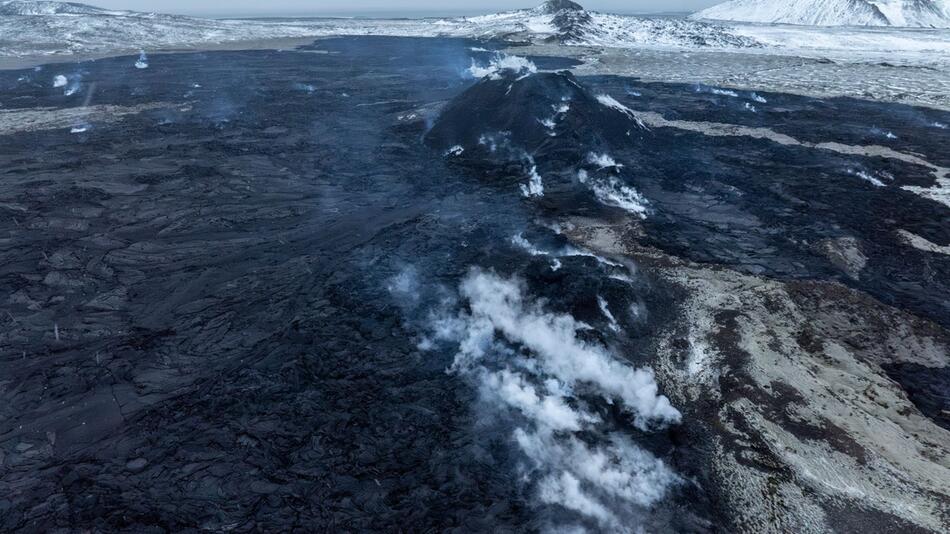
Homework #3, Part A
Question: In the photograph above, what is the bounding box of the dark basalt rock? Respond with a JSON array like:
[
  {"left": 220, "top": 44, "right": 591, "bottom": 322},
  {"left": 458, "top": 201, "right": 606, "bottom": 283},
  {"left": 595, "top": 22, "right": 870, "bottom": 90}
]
[
  {"left": 883, "top": 363, "right": 950, "bottom": 430},
  {"left": 532, "top": 0, "right": 593, "bottom": 43},
  {"left": 536, "top": 0, "right": 585, "bottom": 14},
  {"left": 426, "top": 70, "right": 640, "bottom": 164},
  {"left": 549, "top": 8, "right": 594, "bottom": 44},
  {"left": 1, "top": 35, "right": 948, "bottom": 534},
  {"left": 425, "top": 69, "right": 648, "bottom": 208}
]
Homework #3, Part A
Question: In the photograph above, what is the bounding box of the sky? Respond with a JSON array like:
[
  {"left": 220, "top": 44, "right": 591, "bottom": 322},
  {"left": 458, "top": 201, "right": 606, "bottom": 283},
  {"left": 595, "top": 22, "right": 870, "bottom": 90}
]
[{"left": 87, "top": 1, "right": 723, "bottom": 17}]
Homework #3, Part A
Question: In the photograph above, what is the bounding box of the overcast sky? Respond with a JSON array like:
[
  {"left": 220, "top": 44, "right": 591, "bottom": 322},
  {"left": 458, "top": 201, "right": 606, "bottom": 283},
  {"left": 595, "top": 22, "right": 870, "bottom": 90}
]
[{"left": 88, "top": 1, "right": 722, "bottom": 17}]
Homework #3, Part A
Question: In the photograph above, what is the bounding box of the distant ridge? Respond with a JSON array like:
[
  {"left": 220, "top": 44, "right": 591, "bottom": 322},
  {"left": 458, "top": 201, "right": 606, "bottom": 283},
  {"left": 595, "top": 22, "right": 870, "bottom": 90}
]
[
  {"left": 461, "top": 1, "right": 758, "bottom": 48},
  {"left": 0, "top": 0, "right": 109, "bottom": 15},
  {"left": 534, "top": 0, "right": 585, "bottom": 14},
  {"left": 692, "top": 0, "right": 950, "bottom": 27}
]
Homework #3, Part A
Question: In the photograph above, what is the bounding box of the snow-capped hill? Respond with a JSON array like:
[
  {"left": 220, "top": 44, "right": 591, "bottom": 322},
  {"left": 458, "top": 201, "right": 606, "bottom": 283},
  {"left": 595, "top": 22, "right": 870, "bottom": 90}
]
[
  {"left": 462, "top": 1, "right": 758, "bottom": 48},
  {"left": 898, "top": 0, "right": 950, "bottom": 26},
  {"left": 693, "top": 0, "right": 950, "bottom": 27},
  {"left": 0, "top": 0, "right": 324, "bottom": 56},
  {"left": 0, "top": 0, "right": 187, "bottom": 18},
  {"left": 540, "top": 0, "right": 594, "bottom": 43},
  {"left": 695, "top": 0, "right": 889, "bottom": 26},
  {"left": 533, "top": 0, "right": 585, "bottom": 15},
  {"left": 8, "top": 0, "right": 944, "bottom": 61},
  {"left": 0, "top": 0, "right": 112, "bottom": 15}
]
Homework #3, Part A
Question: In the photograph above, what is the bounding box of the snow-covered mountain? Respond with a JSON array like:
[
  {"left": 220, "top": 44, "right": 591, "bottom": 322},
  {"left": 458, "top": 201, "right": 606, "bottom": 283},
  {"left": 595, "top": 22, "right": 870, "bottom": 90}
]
[
  {"left": 0, "top": 0, "right": 328, "bottom": 56},
  {"left": 0, "top": 0, "right": 107, "bottom": 14},
  {"left": 0, "top": 0, "right": 761, "bottom": 57},
  {"left": 0, "top": 0, "right": 947, "bottom": 60},
  {"left": 457, "top": 1, "right": 759, "bottom": 48},
  {"left": 693, "top": 0, "right": 950, "bottom": 27}
]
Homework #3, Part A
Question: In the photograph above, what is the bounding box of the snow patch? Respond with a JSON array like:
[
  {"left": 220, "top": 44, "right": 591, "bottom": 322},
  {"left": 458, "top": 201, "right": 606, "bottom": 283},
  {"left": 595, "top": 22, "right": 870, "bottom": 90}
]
[
  {"left": 595, "top": 94, "right": 647, "bottom": 128},
  {"left": 694, "top": 0, "right": 950, "bottom": 28},
  {"left": 511, "top": 233, "right": 627, "bottom": 271},
  {"left": 896, "top": 229, "right": 950, "bottom": 255}
]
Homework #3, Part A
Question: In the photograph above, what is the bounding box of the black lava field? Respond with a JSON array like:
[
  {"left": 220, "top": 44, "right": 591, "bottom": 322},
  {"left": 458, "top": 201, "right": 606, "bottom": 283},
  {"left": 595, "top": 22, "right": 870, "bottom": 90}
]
[{"left": 0, "top": 37, "right": 947, "bottom": 532}]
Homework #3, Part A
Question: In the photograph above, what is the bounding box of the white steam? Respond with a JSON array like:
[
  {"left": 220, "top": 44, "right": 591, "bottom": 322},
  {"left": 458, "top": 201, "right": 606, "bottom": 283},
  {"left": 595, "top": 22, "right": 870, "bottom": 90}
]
[
  {"left": 511, "top": 233, "right": 547, "bottom": 256},
  {"left": 386, "top": 266, "right": 422, "bottom": 308},
  {"left": 526, "top": 432, "right": 679, "bottom": 528},
  {"left": 468, "top": 53, "right": 537, "bottom": 81},
  {"left": 521, "top": 166, "right": 545, "bottom": 197},
  {"left": 61, "top": 73, "right": 83, "bottom": 96},
  {"left": 481, "top": 369, "right": 594, "bottom": 432},
  {"left": 590, "top": 177, "right": 650, "bottom": 218},
  {"left": 598, "top": 296, "right": 620, "bottom": 333},
  {"left": 52, "top": 74, "right": 82, "bottom": 96},
  {"left": 849, "top": 169, "right": 886, "bottom": 187},
  {"left": 696, "top": 85, "right": 739, "bottom": 97},
  {"left": 581, "top": 152, "right": 651, "bottom": 219},
  {"left": 431, "top": 271, "right": 678, "bottom": 423},
  {"left": 134, "top": 50, "right": 149, "bottom": 69},
  {"left": 587, "top": 152, "right": 623, "bottom": 170},
  {"left": 477, "top": 132, "right": 544, "bottom": 198},
  {"left": 711, "top": 88, "right": 738, "bottom": 97},
  {"left": 452, "top": 271, "right": 678, "bottom": 426},
  {"left": 539, "top": 471, "right": 616, "bottom": 526},
  {"left": 427, "top": 269, "right": 680, "bottom": 528}
]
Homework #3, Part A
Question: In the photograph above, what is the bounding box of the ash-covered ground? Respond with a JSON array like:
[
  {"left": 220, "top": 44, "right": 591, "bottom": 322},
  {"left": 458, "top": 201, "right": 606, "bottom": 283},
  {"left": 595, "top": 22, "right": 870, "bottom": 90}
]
[{"left": 0, "top": 37, "right": 947, "bottom": 533}]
